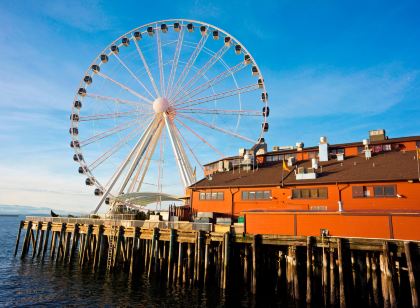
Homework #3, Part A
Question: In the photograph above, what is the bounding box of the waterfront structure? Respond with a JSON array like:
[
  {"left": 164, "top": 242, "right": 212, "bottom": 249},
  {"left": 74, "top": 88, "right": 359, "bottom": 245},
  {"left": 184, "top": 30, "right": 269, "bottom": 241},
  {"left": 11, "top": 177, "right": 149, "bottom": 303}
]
[{"left": 189, "top": 130, "right": 420, "bottom": 240}]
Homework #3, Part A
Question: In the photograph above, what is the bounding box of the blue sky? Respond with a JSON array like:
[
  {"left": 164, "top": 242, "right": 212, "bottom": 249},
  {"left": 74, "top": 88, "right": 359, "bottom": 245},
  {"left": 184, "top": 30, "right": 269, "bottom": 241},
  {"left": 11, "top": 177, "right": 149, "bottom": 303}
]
[{"left": 0, "top": 0, "right": 419, "bottom": 212}]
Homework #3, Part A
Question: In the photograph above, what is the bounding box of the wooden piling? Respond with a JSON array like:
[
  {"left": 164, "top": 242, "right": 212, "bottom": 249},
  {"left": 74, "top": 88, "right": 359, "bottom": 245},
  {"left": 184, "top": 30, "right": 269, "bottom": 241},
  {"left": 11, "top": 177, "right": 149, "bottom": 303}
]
[
  {"left": 330, "top": 249, "right": 336, "bottom": 306},
  {"left": 31, "top": 221, "right": 42, "bottom": 258},
  {"left": 21, "top": 221, "right": 32, "bottom": 259},
  {"left": 383, "top": 242, "right": 396, "bottom": 307},
  {"left": 306, "top": 236, "right": 312, "bottom": 305},
  {"left": 41, "top": 222, "right": 51, "bottom": 260},
  {"left": 204, "top": 242, "right": 209, "bottom": 286},
  {"left": 337, "top": 238, "right": 346, "bottom": 308},
  {"left": 167, "top": 229, "right": 176, "bottom": 283},
  {"left": 322, "top": 243, "right": 328, "bottom": 306},
  {"left": 251, "top": 234, "right": 259, "bottom": 294},
  {"left": 222, "top": 232, "right": 230, "bottom": 289},
  {"left": 14, "top": 221, "right": 24, "bottom": 256},
  {"left": 404, "top": 241, "right": 419, "bottom": 308}
]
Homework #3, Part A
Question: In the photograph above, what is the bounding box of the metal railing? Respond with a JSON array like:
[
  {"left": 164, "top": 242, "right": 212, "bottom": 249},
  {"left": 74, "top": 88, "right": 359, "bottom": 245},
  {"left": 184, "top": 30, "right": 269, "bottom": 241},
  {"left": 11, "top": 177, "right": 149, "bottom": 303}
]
[{"left": 24, "top": 216, "right": 213, "bottom": 231}]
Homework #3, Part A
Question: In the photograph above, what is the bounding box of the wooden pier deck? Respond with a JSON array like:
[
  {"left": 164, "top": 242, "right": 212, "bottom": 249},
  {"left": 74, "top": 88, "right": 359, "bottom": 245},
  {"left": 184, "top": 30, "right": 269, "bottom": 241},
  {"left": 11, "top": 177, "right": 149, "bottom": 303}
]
[{"left": 15, "top": 217, "right": 420, "bottom": 307}]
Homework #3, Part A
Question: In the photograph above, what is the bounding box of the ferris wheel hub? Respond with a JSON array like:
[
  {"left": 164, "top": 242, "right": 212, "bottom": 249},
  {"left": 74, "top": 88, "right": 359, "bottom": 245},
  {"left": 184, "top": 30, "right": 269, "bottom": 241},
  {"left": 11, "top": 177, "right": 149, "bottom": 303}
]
[{"left": 152, "top": 97, "right": 170, "bottom": 114}]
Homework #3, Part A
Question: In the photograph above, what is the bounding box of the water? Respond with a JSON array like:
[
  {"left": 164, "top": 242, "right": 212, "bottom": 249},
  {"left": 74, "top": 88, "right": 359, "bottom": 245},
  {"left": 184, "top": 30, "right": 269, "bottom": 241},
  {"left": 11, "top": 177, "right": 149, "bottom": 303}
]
[{"left": 0, "top": 216, "right": 281, "bottom": 307}]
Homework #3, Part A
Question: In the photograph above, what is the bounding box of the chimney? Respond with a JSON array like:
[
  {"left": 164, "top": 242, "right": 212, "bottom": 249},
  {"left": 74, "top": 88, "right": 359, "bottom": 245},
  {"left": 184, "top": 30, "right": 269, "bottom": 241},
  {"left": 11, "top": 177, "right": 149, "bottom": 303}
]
[
  {"left": 296, "top": 142, "right": 304, "bottom": 151},
  {"left": 311, "top": 158, "right": 318, "bottom": 169},
  {"left": 318, "top": 136, "right": 329, "bottom": 162}
]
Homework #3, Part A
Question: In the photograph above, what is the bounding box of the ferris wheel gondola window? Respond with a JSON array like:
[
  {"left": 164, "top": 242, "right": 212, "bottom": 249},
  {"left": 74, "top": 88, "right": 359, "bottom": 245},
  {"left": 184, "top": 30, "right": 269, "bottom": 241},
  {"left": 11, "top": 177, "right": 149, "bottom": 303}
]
[
  {"left": 212, "top": 30, "right": 219, "bottom": 40},
  {"left": 83, "top": 76, "right": 92, "bottom": 84},
  {"left": 110, "top": 45, "right": 119, "bottom": 54},
  {"left": 122, "top": 37, "right": 130, "bottom": 46},
  {"left": 100, "top": 54, "right": 108, "bottom": 63},
  {"left": 174, "top": 23, "right": 181, "bottom": 32},
  {"left": 133, "top": 31, "right": 142, "bottom": 40},
  {"left": 73, "top": 101, "right": 82, "bottom": 109},
  {"left": 147, "top": 27, "right": 155, "bottom": 36},
  {"left": 78, "top": 88, "right": 86, "bottom": 96},
  {"left": 187, "top": 23, "right": 194, "bottom": 32},
  {"left": 160, "top": 24, "right": 168, "bottom": 33}
]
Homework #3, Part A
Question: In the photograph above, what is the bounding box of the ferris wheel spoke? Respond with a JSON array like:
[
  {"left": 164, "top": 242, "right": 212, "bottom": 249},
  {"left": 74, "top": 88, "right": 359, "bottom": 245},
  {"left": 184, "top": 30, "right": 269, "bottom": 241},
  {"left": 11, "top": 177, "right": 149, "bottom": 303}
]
[
  {"left": 171, "top": 44, "right": 230, "bottom": 103},
  {"left": 165, "top": 26, "right": 185, "bottom": 98},
  {"left": 167, "top": 33, "right": 209, "bottom": 99},
  {"left": 88, "top": 123, "right": 148, "bottom": 171},
  {"left": 93, "top": 118, "right": 157, "bottom": 213},
  {"left": 175, "top": 118, "right": 225, "bottom": 158},
  {"left": 175, "top": 83, "right": 259, "bottom": 109},
  {"left": 177, "top": 113, "right": 255, "bottom": 143},
  {"left": 85, "top": 93, "right": 150, "bottom": 108},
  {"left": 156, "top": 25, "right": 166, "bottom": 95},
  {"left": 112, "top": 53, "right": 156, "bottom": 100},
  {"left": 79, "top": 109, "right": 150, "bottom": 122},
  {"left": 176, "top": 107, "right": 262, "bottom": 116},
  {"left": 132, "top": 36, "right": 161, "bottom": 97},
  {"left": 172, "top": 61, "right": 246, "bottom": 105},
  {"left": 79, "top": 118, "right": 140, "bottom": 147},
  {"left": 96, "top": 71, "right": 152, "bottom": 104},
  {"left": 118, "top": 119, "right": 163, "bottom": 194}
]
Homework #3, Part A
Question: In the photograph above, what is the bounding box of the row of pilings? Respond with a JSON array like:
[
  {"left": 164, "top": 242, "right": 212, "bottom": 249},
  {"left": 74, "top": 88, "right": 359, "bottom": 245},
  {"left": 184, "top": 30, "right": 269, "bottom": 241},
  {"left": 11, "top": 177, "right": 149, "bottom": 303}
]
[{"left": 15, "top": 220, "right": 419, "bottom": 307}]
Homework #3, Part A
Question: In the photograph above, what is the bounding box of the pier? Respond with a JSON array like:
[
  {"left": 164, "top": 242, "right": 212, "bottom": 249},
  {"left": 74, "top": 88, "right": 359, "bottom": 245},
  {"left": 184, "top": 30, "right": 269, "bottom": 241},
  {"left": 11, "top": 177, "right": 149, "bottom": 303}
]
[{"left": 15, "top": 217, "right": 419, "bottom": 307}]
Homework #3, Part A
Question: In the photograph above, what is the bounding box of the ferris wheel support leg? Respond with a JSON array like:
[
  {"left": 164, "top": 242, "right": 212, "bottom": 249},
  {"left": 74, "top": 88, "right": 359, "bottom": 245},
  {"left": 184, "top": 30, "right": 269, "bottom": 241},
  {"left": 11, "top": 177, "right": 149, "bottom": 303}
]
[
  {"left": 117, "top": 119, "right": 162, "bottom": 195},
  {"left": 163, "top": 114, "right": 194, "bottom": 188},
  {"left": 135, "top": 123, "right": 164, "bottom": 193},
  {"left": 92, "top": 119, "right": 156, "bottom": 214}
]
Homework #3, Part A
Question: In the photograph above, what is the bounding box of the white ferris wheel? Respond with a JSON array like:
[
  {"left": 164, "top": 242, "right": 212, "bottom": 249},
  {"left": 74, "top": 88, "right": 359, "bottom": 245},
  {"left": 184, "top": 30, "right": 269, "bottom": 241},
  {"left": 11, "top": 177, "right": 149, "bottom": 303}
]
[{"left": 69, "top": 19, "right": 269, "bottom": 213}]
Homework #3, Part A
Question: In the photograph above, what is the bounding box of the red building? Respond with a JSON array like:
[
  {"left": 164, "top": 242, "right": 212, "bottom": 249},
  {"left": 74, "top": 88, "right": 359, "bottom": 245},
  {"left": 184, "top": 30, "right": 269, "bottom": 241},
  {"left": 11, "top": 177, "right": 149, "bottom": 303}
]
[{"left": 188, "top": 130, "right": 420, "bottom": 240}]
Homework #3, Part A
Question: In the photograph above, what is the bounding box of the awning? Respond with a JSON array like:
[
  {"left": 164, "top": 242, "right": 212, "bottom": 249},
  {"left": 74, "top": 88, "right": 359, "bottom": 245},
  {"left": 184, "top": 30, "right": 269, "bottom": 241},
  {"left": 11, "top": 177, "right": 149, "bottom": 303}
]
[{"left": 113, "top": 192, "right": 182, "bottom": 207}]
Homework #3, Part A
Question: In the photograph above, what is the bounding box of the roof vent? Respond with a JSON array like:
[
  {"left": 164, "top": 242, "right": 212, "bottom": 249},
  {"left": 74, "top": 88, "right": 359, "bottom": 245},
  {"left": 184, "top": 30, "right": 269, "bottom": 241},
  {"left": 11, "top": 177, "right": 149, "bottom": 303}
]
[
  {"left": 365, "top": 149, "right": 372, "bottom": 160},
  {"left": 311, "top": 158, "right": 319, "bottom": 169},
  {"left": 287, "top": 157, "right": 296, "bottom": 167},
  {"left": 296, "top": 142, "right": 304, "bottom": 151},
  {"left": 336, "top": 153, "right": 344, "bottom": 161},
  {"left": 369, "top": 129, "right": 386, "bottom": 142},
  {"left": 320, "top": 136, "right": 328, "bottom": 144},
  {"left": 295, "top": 167, "right": 317, "bottom": 180}
]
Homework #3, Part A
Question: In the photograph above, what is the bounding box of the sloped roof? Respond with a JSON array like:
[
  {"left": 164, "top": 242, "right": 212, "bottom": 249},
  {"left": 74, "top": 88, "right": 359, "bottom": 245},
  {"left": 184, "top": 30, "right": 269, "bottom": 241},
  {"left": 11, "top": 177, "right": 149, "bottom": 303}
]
[{"left": 192, "top": 150, "right": 420, "bottom": 189}]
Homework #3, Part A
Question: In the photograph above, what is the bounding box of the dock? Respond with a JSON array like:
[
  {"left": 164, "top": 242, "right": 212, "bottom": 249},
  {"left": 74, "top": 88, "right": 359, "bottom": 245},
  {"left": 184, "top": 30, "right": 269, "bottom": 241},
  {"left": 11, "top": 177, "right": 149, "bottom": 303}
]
[{"left": 15, "top": 216, "right": 419, "bottom": 307}]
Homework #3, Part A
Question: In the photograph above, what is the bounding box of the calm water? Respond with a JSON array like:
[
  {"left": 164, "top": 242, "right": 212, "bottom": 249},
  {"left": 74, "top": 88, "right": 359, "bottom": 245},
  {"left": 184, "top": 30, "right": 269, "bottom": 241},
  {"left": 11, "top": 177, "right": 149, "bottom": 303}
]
[{"left": 0, "top": 216, "right": 281, "bottom": 307}]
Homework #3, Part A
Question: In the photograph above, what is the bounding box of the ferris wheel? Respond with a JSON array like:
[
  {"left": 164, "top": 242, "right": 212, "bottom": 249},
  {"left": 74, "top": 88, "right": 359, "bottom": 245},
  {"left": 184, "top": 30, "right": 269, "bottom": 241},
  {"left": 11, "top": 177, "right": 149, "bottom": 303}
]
[{"left": 69, "top": 19, "right": 269, "bottom": 213}]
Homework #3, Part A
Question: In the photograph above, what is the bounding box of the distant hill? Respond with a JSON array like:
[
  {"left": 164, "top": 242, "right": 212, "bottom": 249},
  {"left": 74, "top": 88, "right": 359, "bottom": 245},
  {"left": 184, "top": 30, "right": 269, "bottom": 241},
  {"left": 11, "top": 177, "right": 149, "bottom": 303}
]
[{"left": 0, "top": 204, "right": 85, "bottom": 216}]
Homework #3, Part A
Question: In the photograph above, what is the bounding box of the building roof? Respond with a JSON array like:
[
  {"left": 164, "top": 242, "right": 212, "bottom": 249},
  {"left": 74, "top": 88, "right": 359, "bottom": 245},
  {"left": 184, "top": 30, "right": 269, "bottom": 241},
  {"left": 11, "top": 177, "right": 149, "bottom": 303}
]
[
  {"left": 203, "top": 135, "right": 420, "bottom": 166},
  {"left": 192, "top": 150, "right": 420, "bottom": 189}
]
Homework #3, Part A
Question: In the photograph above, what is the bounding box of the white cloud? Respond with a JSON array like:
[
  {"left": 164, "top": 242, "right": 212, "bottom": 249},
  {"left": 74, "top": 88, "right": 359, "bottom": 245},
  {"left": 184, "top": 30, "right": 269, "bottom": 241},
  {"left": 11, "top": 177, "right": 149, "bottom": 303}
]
[
  {"left": 266, "top": 65, "right": 418, "bottom": 118},
  {"left": 0, "top": 164, "right": 96, "bottom": 212}
]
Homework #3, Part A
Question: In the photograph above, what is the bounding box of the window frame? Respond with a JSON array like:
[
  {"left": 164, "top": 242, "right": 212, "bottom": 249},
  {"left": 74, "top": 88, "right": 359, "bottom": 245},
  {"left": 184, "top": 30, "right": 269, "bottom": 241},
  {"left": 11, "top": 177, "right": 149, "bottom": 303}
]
[
  {"left": 373, "top": 185, "right": 397, "bottom": 198},
  {"left": 241, "top": 190, "right": 272, "bottom": 201},
  {"left": 291, "top": 187, "right": 328, "bottom": 200}
]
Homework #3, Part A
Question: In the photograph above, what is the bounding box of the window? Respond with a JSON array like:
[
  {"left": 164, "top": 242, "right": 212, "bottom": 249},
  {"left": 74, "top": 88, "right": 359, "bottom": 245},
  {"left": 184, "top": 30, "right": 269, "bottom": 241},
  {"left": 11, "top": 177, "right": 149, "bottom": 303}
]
[
  {"left": 357, "top": 146, "right": 365, "bottom": 154},
  {"left": 199, "top": 191, "right": 224, "bottom": 200},
  {"left": 352, "top": 186, "right": 364, "bottom": 198},
  {"left": 242, "top": 190, "right": 271, "bottom": 200},
  {"left": 374, "top": 185, "right": 396, "bottom": 197},
  {"left": 330, "top": 148, "right": 344, "bottom": 155},
  {"left": 353, "top": 185, "right": 395, "bottom": 198},
  {"left": 291, "top": 188, "right": 328, "bottom": 199}
]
